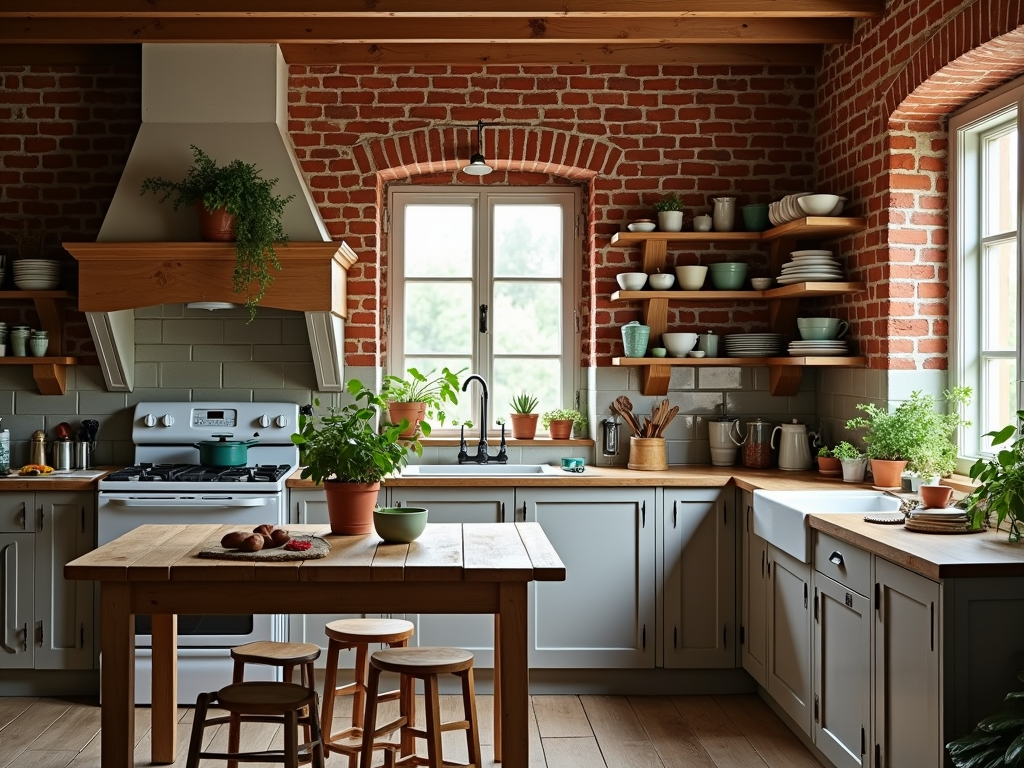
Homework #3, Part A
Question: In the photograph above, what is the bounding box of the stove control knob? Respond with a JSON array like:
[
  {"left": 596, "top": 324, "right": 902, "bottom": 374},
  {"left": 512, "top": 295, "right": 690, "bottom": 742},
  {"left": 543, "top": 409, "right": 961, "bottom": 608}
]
[
  {"left": 161, "top": 415, "right": 175, "bottom": 427},
  {"left": 275, "top": 415, "right": 289, "bottom": 428},
  {"left": 142, "top": 413, "right": 157, "bottom": 427},
  {"left": 258, "top": 415, "right": 272, "bottom": 428}
]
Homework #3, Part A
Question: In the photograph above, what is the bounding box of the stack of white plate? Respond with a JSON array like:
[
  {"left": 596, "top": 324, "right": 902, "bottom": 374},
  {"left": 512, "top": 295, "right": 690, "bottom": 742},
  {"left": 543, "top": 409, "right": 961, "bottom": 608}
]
[
  {"left": 788, "top": 339, "right": 848, "bottom": 356},
  {"left": 768, "top": 193, "right": 812, "bottom": 226},
  {"left": 13, "top": 259, "right": 61, "bottom": 290},
  {"left": 776, "top": 250, "right": 845, "bottom": 285},
  {"left": 723, "top": 333, "right": 784, "bottom": 357}
]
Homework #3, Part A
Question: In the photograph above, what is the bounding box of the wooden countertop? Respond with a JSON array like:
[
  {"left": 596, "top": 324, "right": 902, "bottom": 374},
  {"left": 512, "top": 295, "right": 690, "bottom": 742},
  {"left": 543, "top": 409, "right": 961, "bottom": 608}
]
[{"left": 0, "top": 467, "right": 115, "bottom": 491}]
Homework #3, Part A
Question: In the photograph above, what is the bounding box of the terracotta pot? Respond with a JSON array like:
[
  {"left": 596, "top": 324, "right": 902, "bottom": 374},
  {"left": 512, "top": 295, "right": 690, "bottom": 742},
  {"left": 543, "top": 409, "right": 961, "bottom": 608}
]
[
  {"left": 870, "top": 459, "right": 907, "bottom": 489},
  {"left": 509, "top": 413, "right": 539, "bottom": 439},
  {"left": 817, "top": 456, "right": 842, "bottom": 476},
  {"left": 547, "top": 419, "right": 573, "bottom": 440},
  {"left": 919, "top": 484, "right": 952, "bottom": 509},
  {"left": 388, "top": 402, "right": 426, "bottom": 438},
  {"left": 195, "top": 203, "right": 236, "bottom": 241},
  {"left": 323, "top": 479, "right": 380, "bottom": 535}
]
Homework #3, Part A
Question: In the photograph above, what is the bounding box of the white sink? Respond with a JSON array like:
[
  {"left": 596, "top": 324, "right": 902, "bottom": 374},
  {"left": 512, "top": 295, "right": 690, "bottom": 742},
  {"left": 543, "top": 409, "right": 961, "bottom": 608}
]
[
  {"left": 400, "top": 464, "right": 565, "bottom": 478},
  {"left": 752, "top": 490, "right": 902, "bottom": 563}
]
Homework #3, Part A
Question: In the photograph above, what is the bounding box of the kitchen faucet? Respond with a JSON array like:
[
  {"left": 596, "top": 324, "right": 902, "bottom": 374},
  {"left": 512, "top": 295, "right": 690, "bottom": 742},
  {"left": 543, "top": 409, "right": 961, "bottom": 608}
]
[{"left": 458, "top": 374, "right": 508, "bottom": 464}]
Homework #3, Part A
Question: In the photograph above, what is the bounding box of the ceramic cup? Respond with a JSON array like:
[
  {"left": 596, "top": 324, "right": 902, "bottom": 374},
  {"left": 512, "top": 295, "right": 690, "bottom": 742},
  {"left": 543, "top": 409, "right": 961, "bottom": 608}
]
[
  {"left": 693, "top": 215, "right": 713, "bottom": 232},
  {"left": 651, "top": 347, "right": 667, "bottom": 358},
  {"left": 29, "top": 337, "right": 48, "bottom": 357},
  {"left": 797, "top": 318, "right": 849, "bottom": 340}
]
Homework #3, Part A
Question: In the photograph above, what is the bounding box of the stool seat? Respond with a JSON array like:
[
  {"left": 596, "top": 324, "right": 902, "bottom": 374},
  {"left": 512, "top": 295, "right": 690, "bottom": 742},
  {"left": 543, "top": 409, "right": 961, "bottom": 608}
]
[
  {"left": 218, "top": 682, "right": 316, "bottom": 714},
  {"left": 371, "top": 646, "right": 474, "bottom": 675},
  {"left": 232, "top": 641, "right": 321, "bottom": 666},
  {"left": 325, "top": 617, "right": 414, "bottom": 644}
]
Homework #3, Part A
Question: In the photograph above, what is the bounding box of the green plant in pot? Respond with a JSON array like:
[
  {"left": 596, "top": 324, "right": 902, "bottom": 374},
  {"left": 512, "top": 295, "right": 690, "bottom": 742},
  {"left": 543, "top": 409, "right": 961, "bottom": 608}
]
[
  {"left": 816, "top": 445, "right": 842, "bottom": 476},
  {"left": 653, "top": 193, "right": 684, "bottom": 232},
  {"left": 832, "top": 440, "right": 867, "bottom": 483},
  {"left": 542, "top": 408, "right": 587, "bottom": 440},
  {"left": 963, "top": 410, "right": 1024, "bottom": 540},
  {"left": 509, "top": 391, "right": 540, "bottom": 440},
  {"left": 292, "top": 379, "right": 422, "bottom": 535},
  {"left": 381, "top": 366, "right": 465, "bottom": 438},
  {"left": 905, "top": 386, "right": 972, "bottom": 483},
  {"left": 140, "top": 145, "right": 294, "bottom": 320}
]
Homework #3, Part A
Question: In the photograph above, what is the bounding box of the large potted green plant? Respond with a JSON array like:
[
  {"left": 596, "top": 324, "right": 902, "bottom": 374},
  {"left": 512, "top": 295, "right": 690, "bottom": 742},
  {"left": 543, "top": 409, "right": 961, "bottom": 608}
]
[
  {"left": 381, "top": 366, "right": 464, "bottom": 438},
  {"left": 292, "top": 379, "right": 422, "bottom": 535},
  {"left": 905, "top": 386, "right": 972, "bottom": 483},
  {"left": 963, "top": 410, "right": 1024, "bottom": 540},
  {"left": 140, "top": 145, "right": 294, "bottom": 320}
]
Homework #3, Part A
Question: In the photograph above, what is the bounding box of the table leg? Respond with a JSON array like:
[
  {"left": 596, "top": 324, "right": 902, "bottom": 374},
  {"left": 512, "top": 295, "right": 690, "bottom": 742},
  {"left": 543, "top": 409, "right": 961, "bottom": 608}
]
[
  {"left": 493, "top": 614, "right": 501, "bottom": 761},
  {"left": 100, "top": 582, "right": 134, "bottom": 768},
  {"left": 151, "top": 614, "right": 178, "bottom": 764},
  {"left": 498, "top": 582, "right": 527, "bottom": 768}
]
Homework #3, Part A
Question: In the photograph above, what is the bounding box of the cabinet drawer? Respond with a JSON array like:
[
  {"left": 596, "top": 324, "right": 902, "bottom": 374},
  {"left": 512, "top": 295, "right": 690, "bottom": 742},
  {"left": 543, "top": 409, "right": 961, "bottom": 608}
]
[{"left": 813, "top": 530, "right": 869, "bottom": 597}]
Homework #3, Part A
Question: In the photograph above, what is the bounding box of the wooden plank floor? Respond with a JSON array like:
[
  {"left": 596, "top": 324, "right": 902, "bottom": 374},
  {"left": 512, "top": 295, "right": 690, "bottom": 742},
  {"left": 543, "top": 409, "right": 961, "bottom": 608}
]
[{"left": 0, "top": 694, "right": 823, "bottom": 768}]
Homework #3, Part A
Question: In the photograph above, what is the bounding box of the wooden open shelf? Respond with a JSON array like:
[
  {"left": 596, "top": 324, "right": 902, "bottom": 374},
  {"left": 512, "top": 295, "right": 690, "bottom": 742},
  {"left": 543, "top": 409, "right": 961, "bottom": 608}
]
[{"left": 0, "top": 290, "right": 78, "bottom": 394}]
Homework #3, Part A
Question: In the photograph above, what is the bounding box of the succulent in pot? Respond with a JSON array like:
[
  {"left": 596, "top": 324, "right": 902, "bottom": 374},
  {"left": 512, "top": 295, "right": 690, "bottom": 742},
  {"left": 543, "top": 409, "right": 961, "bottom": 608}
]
[{"left": 509, "top": 391, "right": 540, "bottom": 440}]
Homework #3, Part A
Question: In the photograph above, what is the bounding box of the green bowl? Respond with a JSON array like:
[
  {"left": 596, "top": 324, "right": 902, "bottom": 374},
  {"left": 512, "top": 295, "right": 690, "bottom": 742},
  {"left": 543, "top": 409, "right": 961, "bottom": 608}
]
[
  {"left": 709, "top": 263, "right": 748, "bottom": 289},
  {"left": 373, "top": 507, "right": 428, "bottom": 543}
]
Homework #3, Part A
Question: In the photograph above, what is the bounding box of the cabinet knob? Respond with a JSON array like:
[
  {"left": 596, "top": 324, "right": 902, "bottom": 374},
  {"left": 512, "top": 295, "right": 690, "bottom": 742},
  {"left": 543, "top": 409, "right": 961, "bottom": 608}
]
[{"left": 829, "top": 550, "right": 845, "bottom": 566}]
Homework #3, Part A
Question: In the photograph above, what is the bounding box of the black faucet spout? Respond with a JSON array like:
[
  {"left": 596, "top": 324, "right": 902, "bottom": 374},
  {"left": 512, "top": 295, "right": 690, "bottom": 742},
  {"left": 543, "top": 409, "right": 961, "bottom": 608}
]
[
  {"left": 458, "top": 374, "right": 506, "bottom": 464},
  {"left": 462, "top": 374, "right": 489, "bottom": 446}
]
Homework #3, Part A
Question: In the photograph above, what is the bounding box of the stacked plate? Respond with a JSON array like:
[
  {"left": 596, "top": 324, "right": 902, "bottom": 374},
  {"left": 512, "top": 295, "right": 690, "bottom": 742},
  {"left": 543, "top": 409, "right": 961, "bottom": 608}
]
[
  {"left": 789, "top": 339, "right": 848, "bottom": 356},
  {"left": 904, "top": 508, "right": 971, "bottom": 534},
  {"left": 768, "top": 193, "right": 812, "bottom": 226},
  {"left": 723, "top": 333, "right": 784, "bottom": 357},
  {"left": 13, "top": 259, "right": 61, "bottom": 290},
  {"left": 776, "top": 250, "right": 845, "bottom": 285}
]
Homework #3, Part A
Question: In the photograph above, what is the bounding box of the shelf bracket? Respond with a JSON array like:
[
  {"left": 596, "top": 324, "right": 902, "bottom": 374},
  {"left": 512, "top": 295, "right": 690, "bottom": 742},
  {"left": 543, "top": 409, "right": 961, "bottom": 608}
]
[
  {"left": 640, "top": 239, "right": 668, "bottom": 274},
  {"left": 32, "top": 363, "right": 68, "bottom": 395},
  {"left": 768, "top": 365, "right": 804, "bottom": 397}
]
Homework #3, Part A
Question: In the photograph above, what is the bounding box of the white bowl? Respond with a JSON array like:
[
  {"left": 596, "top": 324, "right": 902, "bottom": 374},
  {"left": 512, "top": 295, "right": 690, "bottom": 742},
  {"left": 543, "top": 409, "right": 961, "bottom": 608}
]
[
  {"left": 751, "top": 277, "right": 773, "bottom": 290},
  {"left": 828, "top": 197, "right": 848, "bottom": 216},
  {"left": 674, "top": 265, "right": 708, "bottom": 290},
  {"left": 797, "top": 194, "right": 841, "bottom": 216},
  {"left": 627, "top": 221, "right": 657, "bottom": 233},
  {"left": 616, "top": 272, "right": 648, "bottom": 291},
  {"left": 688, "top": 350, "right": 706, "bottom": 358},
  {"left": 662, "top": 332, "right": 698, "bottom": 357},
  {"left": 648, "top": 273, "right": 675, "bottom": 290}
]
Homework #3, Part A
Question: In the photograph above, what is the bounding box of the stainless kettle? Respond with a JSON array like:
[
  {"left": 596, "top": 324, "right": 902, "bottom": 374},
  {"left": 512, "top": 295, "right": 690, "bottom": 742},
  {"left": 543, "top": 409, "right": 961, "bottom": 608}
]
[{"left": 771, "top": 419, "right": 818, "bottom": 471}]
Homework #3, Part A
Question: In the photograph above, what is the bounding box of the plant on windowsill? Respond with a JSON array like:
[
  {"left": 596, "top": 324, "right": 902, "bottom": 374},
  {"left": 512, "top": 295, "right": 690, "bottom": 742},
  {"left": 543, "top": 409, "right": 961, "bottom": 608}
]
[
  {"left": 831, "top": 440, "right": 867, "bottom": 483},
  {"left": 509, "top": 391, "right": 540, "bottom": 440},
  {"left": 381, "top": 366, "right": 465, "bottom": 438},
  {"left": 653, "top": 193, "right": 684, "bottom": 233},
  {"left": 140, "top": 145, "right": 294, "bottom": 321},
  {"left": 541, "top": 408, "right": 587, "bottom": 440},
  {"left": 963, "top": 410, "right": 1024, "bottom": 540},
  {"left": 292, "top": 380, "right": 422, "bottom": 535}
]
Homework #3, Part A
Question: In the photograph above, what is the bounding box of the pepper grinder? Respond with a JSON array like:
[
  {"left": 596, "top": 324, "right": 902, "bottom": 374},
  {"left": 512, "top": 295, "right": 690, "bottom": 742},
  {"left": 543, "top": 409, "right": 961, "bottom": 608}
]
[{"left": 29, "top": 429, "right": 47, "bottom": 466}]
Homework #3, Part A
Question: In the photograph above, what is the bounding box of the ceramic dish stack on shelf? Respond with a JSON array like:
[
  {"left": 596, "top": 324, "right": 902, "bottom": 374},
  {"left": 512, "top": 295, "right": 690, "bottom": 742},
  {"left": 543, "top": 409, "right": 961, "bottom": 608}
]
[
  {"left": 777, "top": 250, "right": 845, "bottom": 285},
  {"left": 788, "top": 339, "right": 849, "bottom": 356},
  {"left": 13, "top": 259, "right": 61, "bottom": 290},
  {"left": 768, "top": 193, "right": 847, "bottom": 226},
  {"left": 723, "top": 333, "right": 784, "bottom": 357}
]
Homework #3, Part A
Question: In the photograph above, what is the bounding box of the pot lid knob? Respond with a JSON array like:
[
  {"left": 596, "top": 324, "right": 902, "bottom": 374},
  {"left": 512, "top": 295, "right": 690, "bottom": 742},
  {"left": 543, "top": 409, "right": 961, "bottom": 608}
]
[{"left": 213, "top": 433, "right": 233, "bottom": 442}]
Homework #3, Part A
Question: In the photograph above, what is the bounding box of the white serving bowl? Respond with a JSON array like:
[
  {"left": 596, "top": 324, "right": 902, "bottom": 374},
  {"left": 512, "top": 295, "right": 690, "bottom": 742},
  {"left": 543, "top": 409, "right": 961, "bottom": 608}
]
[
  {"left": 828, "top": 197, "right": 848, "bottom": 216},
  {"left": 648, "top": 273, "right": 675, "bottom": 290},
  {"left": 797, "top": 194, "right": 841, "bottom": 216},
  {"left": 616, "top": 272, "right": 648, "bottom": 291},
  {"left": 751, "top": 277, "right": 773, "bottom": 290},
  {"left": 662, "top": 332, "right": 698, "bottom": 357},
  {"left": 674, "top": 265, "right": 708, "bottom": 290},
  {"left": 627, "top": 220, "right": 657, "bottom": 233}
]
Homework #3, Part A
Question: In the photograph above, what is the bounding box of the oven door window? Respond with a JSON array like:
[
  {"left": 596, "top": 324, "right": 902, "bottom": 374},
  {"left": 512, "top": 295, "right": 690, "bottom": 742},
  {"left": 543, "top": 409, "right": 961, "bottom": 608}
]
[{"left": 136, "top": 615, "right": 254, "bottom": 642}]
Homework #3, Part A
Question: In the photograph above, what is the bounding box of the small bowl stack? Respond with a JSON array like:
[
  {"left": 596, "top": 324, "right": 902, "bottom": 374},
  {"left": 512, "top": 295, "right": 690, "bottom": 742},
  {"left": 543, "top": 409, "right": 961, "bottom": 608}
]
[{"left": 13, "top": 259, "right": 61, "bottom": 290}]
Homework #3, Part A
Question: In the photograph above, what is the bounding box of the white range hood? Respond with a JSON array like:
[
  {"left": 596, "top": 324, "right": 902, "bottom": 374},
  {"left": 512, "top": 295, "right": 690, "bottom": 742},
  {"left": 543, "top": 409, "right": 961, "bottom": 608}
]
[{"left": 81, "top": 43, "right": 348, "bottom": 392}]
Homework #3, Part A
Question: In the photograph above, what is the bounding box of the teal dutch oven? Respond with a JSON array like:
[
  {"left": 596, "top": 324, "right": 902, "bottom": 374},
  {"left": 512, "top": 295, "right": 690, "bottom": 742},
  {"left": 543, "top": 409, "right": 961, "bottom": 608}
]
[{"left": 194, "top": 434, "right": 259, "bottom": 466}]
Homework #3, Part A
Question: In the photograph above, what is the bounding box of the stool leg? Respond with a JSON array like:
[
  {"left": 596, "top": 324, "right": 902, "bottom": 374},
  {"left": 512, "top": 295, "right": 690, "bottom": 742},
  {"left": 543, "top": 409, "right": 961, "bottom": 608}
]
[
  {"left": 228, "top": 661, "right": 245, "bottom": 768},
  {"left": 308, "top": 693, "right": 326, "bottom": 768},
  {"left": 423, "top": 675, "right": 444, "bottom": 768},
  {"left": 391, "top": 638, "right": 415, "bottom": 739},
  {"left": 321, "top": 638, "right": 341, "bottom": 748},
  {"left": 358, "top": 664, "right": 383, "bottom": 768},
  {"left": 460, "top": 668, "right": 482, "bottom": 768},
  {"left": 300, "top": 661, "right": 314, "bottom": 754},
  {"left": 352, "top": 643, "right": 368, "bottom": 730},
  {"left": 186, "top": 692, "right": 214, "bottom": 768},
  {"left": 284, "top": 709, "right": 299, "bottom": 768},
  {"left": 399, "top": 673, "right": 415, "bottom": 757}
]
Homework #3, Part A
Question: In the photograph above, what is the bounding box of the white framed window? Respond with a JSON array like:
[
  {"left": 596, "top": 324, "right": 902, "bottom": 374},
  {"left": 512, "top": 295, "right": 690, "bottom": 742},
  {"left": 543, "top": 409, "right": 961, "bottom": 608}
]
[
  {"left": 388, "top": 187, "right": 581, "bottom": 433},
  {"left": 951, "top": 77, "right": 1024, "bottom": 461}
]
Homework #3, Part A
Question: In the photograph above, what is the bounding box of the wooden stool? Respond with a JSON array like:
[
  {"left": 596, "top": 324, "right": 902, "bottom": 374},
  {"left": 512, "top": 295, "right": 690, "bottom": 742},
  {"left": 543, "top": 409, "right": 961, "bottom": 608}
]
[
  {"left": 186, "top": 681, "right": 325, "bottom": 768},
  {"left": 321, "top": 618, "right": 416, "bottom": 767},
  {"left": 359, "top": 646, "right": 481, "bottom": 768},
  {"left": 229, "top": 641, "right": 321, "bottom": 768}
]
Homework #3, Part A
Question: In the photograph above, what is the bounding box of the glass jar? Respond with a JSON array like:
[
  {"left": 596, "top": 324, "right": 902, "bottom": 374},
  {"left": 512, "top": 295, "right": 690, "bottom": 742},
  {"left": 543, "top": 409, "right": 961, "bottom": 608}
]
[{"left": 742, "top": 418, "right": 773, "bottom": 469}]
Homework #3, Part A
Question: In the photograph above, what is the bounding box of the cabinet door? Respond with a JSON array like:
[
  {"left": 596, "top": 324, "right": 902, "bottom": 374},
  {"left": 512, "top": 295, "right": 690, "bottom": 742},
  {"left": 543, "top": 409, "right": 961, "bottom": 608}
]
[
  {"left": 767, "top": 544, "right": 812, "bottom": 736},
  {"left": 391, "top": 487, "right": 514, "bottom": 668},
  {"left": 740, "top": 490, "right": 768, "bottom": 687},
  {"left": 874, "top": 558, "right": 940, "bottom": 768},
  {"left": 0, "top": 494, "right": 34, "bottom": 533},
  {"left": 662, "top": 488, "right": 735, "bottom": 668},
  {"left": 814, "top": 571, "right": 870, "bottom": 768},
  {"left": 34, "top": 492, "right": 95, "bottom": 670},
  {"left": 519, "top": 487, "right": 656, "bottom": 669},
  {"left": 0, "top": 532, "right": 34, "bottom": 669}
]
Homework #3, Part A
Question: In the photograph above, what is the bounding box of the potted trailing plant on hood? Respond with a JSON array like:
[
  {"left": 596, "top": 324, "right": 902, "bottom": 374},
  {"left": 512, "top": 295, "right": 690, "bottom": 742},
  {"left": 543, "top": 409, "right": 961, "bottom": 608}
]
[
  {"left": 963, "top": 410, "right": 1024, "bottom": 540},
  {"left": 542, "top": 408, "right": 586, "bottom": 440},
  {"left": 509, "top": 391, "right": 540, "bottom": 439},
  {"left": 292, "top": 379, "right": 422, "bottom": 535},
  {"left": 654, "top": 193, "right": 684, "bottom": 232},
  {"left": 381, "top": 366, "right": 464, "bottom": 438},
  {"left": 140, "top": 144, "right": 294, "bottom": 320}
]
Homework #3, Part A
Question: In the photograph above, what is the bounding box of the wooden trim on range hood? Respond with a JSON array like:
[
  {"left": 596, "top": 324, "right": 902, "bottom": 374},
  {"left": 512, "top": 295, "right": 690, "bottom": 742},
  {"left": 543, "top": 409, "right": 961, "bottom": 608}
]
[{"left": 63, "top": 241, "right": 357, "bottom": 316}]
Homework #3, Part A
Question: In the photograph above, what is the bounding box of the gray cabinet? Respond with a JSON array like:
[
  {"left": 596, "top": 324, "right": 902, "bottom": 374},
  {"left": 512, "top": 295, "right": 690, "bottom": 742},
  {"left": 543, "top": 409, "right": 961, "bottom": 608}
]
[
  {"left": 767, "top": 543, "right": 812, "bottom": 736},
  {"left": 519, "top": 487, "right": 657, "bottom": 669},
  {"left": 740, "top": 488, "right": 768, "bottom": 687},
  {"left": 0, "top": 532, "right": 34, "bottom": 669},
  {"left": 662, "top": 488, "right": 735, "bottom": 668}
]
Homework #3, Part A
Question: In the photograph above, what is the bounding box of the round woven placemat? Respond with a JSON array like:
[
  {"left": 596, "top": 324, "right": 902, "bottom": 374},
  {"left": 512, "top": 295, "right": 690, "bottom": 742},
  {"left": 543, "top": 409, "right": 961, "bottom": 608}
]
[
  {"left": 864, "top": 512, "right": 905, "bottom": 525},
  {"left": 198, "top": 535, "right": 330, "bottom": 561}
]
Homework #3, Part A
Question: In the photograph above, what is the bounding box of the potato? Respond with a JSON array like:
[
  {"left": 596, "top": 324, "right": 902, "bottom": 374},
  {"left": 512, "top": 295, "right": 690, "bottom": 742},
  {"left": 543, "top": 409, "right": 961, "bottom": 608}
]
[
  {"left": 221, "top": 531, "right": 248, "bottom": 549},
  {"left": 238, "top": 533, "right": 265, "bottom": 552},
  {"left": 269, "top": 528, "right": 291, "bottom": 548},
  {"left": 253, "top": 524, "right": 275, "bottom": 537}
]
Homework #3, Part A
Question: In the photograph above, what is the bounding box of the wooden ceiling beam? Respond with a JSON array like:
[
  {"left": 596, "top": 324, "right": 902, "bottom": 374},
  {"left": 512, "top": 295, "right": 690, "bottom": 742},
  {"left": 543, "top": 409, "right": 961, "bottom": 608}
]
[
  {"left": 0, "top": 0, "right": 887, "bottom": 19},
  {"left": 0, "top": 43, "right": 140, "bottom": 65},
  {"left": 0, "top": 17, "right": 854, "bottom": 45}
]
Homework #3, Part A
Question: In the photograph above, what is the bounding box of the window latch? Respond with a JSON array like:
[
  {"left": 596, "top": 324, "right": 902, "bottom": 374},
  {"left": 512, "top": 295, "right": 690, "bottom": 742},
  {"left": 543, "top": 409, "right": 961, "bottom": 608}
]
[{"left": 479, "top": 303, "right": 488, "bottom": 333}]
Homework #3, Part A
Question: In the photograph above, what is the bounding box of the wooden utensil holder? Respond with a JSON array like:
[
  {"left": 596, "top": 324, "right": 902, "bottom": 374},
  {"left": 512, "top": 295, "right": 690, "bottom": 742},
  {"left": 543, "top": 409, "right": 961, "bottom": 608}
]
[{"left": 628, "top": 437, "right": 667, "bottom": 471}]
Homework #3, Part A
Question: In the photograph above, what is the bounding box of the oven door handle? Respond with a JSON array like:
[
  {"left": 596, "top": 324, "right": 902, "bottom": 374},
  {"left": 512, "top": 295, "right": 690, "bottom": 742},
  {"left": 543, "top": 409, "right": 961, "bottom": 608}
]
[{"left": 104, "top": 497, "right": 275, "bottom": 508}]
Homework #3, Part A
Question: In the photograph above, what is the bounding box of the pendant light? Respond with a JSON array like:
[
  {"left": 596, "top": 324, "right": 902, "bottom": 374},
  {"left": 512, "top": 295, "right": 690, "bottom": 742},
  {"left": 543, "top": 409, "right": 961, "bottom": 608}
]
[{"left": 462, "top": 119, "right": 494, "bottom": 176}]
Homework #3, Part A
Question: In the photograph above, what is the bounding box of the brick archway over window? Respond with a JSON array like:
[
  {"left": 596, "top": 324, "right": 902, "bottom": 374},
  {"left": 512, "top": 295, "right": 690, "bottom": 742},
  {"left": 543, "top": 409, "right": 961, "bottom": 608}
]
[{"left": 348, "top": 126, "right": 624, "bottom": 366}]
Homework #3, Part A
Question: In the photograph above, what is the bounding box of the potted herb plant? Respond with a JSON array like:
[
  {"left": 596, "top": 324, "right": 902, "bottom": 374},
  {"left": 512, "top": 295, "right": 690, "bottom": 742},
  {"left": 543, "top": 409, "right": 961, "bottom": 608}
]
[
  {"left": 542, "top": 408, "right": 586, "bottom": 440},
  {"left": 816, "top": 446, "right": 842, "bottom": 476},
  {"left": 140, "top": 145, "right": 294, "bottom": 320},
  {"left": 509, "top": 391, "right": 540, "bottom": 439},
  {"left": 291, "top": 380, "right": 422, "bottom": 535},
  {"left": 963, "top": 410, "right": 1024, "bottom": 540},
  {"left": 832, "top": 441, "right": 867, "bottom": 483},
  {"left": 654, "top": 193, "right": 684, "bottom": 232},
  {"left": 906, "top": 386, "right": 972, "bottom": 485},
  {"left": 846, "top": 391, "right": 934, "bottom": 488},
  {"left": 381, "top": 366, "right": 464, "bottom": 438}
]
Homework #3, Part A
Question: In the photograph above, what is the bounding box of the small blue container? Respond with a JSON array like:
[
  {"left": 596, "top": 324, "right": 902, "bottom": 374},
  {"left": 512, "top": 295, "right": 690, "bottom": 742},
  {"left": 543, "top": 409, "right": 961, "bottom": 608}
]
[
  {"left": 561, "top": 457, "right": 585, "bottom": 473},
  {"left": 621, "top": 321, "right": 650, "bottom": 358}
]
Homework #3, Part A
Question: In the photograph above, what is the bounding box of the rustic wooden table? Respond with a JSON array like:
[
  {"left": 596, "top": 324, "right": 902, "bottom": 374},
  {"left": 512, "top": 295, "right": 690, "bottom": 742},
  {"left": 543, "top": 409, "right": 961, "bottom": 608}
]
[{"left": 65, "top": 522, "right": 565, "bottom": 768}]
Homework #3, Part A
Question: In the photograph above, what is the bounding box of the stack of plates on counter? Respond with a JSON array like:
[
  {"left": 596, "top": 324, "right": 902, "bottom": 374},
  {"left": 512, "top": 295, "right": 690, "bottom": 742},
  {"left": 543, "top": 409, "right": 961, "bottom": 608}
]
[
  {"left": 13, "top": 259, "right": 61, "bottom": 290},
  {"left": 776, "top": 250, "right": 845, "bottom": 285},
  {"left": 904, "top": 508, "right": 971, "bottom": 534},
  {"left": 723, "top": 333, "right": 784, "bottom": 357},
  {"left": 788, "top": 339, "right": 849, "bottom": 356}
]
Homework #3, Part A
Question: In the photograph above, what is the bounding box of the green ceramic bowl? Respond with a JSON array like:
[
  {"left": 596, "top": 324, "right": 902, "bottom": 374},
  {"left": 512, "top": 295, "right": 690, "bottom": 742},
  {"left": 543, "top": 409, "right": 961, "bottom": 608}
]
[
  {"left": 373, "top": 507, "right": 428, "bottom": 543},
  {"left": 708, "top": 262, "right": 748, "bottom": 289}
]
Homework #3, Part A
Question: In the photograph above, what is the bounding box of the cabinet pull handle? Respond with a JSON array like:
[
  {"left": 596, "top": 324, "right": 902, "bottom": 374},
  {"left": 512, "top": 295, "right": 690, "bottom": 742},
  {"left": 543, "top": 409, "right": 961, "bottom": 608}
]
[
  {"left": 38, "top": 505, "right": 44, "bottom": 530},
  {"left": 81, "top": 506, "right": 86, "bottom": 533},
  {"left": 722, "top": 624, "right": 727, "bottom": 649},
  {"left": 803, "top": 582, "right": 808, "bottom": 609},
  {"left": 761, "top": 550, "right": 765, "bottom": 577},
  {"left": 828, "top": 550, "right": 844, "bottom": 566},
  {"left": 814, "top": 694, "right": 819, "bottom": 723},
  {"left": 38, "top": 621, "right": 43, "bottom": 647},
  {"left": 673, "top": 626, "right": 677, "bottom": 649},
  {"left": 673, "top": 500, "right": 677, "bottom": 529},
  {"left": 18, "top": 502, "right": 26, "bottom": 531},
  {"left": 930, "top": 601, "right": 935, "bottom": 651},
  {"left": 641, "top": 501, "right": 646, "bottom": 528},
  {"left": 746, "top": 504, "right": 750, "bottom": 532},
  {"left": 642, "top": 623, "right": 646, "bottom": 650},
  {"left": 0, "top": 543, "right": 16, "bottom": 654},
  {"left": 80, "top": 623, "right": 86, "bottom": 649},
  {"left": 814, "top": 590, "right": 818, "bottom": 621}
]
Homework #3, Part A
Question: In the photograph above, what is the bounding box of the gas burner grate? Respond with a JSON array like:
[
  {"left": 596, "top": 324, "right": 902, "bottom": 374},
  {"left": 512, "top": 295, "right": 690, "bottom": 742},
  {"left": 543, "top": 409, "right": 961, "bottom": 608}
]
[{"left": 105, "top": 464, "right": 292, "bottom": 483}]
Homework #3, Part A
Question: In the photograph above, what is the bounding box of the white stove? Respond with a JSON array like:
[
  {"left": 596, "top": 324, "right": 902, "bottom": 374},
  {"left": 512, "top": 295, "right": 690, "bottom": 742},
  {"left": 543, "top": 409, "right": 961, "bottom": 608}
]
[{"left": 97, "top": 401, "right": 300, "bottom": 704}]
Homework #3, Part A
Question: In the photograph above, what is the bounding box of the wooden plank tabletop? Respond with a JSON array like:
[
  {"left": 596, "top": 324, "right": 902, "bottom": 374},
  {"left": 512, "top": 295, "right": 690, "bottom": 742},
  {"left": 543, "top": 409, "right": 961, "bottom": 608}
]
[{"left": 65, "top": 522, "right": 566, "bottom": 583}]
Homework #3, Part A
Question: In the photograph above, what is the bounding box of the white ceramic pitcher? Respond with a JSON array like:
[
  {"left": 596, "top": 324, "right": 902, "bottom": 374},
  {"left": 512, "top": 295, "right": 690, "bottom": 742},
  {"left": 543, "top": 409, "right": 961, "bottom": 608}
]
[
  {"left": 712, "top": 197, "right": 737, "bottom": 232},
  {"left": 771, "top": 419, "right": 818, "bottom": 471}
]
